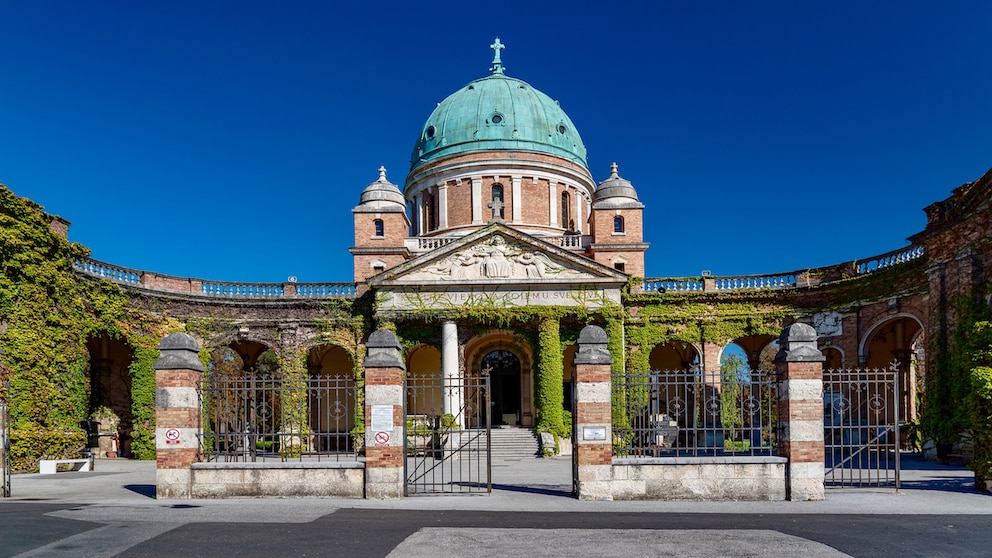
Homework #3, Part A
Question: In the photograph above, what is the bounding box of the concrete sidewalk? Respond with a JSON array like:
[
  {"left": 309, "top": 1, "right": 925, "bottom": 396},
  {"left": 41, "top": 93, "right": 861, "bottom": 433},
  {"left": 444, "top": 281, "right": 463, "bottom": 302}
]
[{"left": 2, "top": 453, "right": 989, "bottom": 518}]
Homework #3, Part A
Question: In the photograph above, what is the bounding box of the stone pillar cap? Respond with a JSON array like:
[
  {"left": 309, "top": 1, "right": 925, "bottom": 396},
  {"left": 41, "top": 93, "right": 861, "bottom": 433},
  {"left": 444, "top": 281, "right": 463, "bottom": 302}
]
[
  {"left": 774, "top": 323, "right": 825, "bottom": 363},
  {"left": 574, "top": 325, "right": 613, "bottom": 365},
  {"left": 154, "top": 332, "right": 205, "bottom": 371},
  {"left": 364, "top": 330, "right": 405, "bottom": 369}
]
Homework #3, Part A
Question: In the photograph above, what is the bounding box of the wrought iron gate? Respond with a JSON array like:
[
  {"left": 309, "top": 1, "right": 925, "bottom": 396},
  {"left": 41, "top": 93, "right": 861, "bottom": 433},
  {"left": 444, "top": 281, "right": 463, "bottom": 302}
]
[
  {"left": 404, "top": 374, "right": 490, "bottom": 495},
  {"left": 823, "top": 364, "right": 900, "bottom": 488}
]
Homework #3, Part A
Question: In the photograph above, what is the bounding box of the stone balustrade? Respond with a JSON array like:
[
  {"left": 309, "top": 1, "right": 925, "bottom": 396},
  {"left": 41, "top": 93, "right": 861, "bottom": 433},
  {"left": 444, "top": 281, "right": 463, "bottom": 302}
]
[
  {"left": 75, "top": 258, "right": 356, "bottom": 299},
  {"left": 855, "top": 245, "right": 925, "bottom": 275},
  {"left": 75, "top": 243, "right": 924, "bottom": 300}
]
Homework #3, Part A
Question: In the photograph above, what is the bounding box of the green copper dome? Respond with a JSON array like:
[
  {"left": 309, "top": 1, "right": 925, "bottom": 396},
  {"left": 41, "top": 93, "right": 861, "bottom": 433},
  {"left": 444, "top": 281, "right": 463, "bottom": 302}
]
[{"left": 410, "top": 39, "right": 588, "bottom": 171}]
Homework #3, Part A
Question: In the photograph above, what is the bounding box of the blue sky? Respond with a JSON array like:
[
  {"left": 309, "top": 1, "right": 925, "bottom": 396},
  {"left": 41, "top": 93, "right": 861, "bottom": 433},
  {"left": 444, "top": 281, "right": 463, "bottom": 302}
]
[{"left": 2, "top": 2, "right": 990, "bottom": 283}]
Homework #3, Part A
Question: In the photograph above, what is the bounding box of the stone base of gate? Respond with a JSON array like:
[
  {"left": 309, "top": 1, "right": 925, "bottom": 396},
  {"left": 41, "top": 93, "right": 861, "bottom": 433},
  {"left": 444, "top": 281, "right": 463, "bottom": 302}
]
[
  {"left": 189, "top": 462, "right": 364, "bottom": 498},
  {"left": 610, "top": 457, "right": 788, "bottom": 501}
]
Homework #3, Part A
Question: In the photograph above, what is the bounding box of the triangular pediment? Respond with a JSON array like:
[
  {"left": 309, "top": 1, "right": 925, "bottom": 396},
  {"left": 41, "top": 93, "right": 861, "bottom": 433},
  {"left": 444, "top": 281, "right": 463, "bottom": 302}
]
[
  {"left": 371, "top": 224, "right": 626, "bottom": 288},
  {"left": 369, "top": 224, "right": 627, "bottom": 314}
]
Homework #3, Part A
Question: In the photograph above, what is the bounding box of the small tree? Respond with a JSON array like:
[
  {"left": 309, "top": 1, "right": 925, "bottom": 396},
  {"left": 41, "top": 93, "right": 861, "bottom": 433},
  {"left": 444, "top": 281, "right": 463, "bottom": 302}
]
[{"left": 720, "top": 354, "right": 747, "bottom": 442}]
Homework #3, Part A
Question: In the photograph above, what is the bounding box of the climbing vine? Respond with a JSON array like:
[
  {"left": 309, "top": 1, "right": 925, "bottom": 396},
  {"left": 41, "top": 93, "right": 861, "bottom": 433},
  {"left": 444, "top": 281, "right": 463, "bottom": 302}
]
[
  {"left": 0, "top": 184, "right": 180, "bottom": 469},
  {"left": 535, "top": 316, "right": 566, "bottom": 445}
]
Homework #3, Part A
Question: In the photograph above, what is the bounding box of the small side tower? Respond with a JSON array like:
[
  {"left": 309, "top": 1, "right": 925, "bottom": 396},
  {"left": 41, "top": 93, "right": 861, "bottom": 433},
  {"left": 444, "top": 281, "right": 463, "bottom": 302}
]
[
  {"left": 588, "top": 163, "right": 648, "bottom": 277},
  {"left": 350, "top": 167, "right": 410, "bottom": 285}
]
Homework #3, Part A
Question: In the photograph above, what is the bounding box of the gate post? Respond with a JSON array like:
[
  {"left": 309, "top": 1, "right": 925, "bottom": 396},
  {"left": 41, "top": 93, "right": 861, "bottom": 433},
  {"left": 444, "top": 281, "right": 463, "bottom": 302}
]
[
  {"left": 153, "top": 332, "right": 205, "bottom": 499},
  {"left": 573, "top": 325, "right": 613, "bottom": 501},
  {"left": 363, "top": 330, "right": 405, "bottom": 499},
  {"left": 774, "top": 323, "right": 826, "bottom": 501}
]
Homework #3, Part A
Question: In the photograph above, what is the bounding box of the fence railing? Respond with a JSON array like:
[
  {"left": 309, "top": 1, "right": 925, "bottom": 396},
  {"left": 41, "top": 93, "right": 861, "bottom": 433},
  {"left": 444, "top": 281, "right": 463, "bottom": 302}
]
[
  {"left": 612, "top": 368, "right": 778, "bottom": 457},
  {"left": 201, "top": 373, "right": 359, "bottom": 462}
]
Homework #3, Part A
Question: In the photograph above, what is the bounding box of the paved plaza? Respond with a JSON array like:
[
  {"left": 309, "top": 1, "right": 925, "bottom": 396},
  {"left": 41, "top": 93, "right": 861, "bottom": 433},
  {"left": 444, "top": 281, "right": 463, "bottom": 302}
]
[{"left": 0, "top": 454, "right": 989, "bottom": 557}]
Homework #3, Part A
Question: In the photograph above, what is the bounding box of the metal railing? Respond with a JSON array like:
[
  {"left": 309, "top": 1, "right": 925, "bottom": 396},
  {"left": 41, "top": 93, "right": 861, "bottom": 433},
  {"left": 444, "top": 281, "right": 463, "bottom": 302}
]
[
  {"left": 612, "top": 368, "right": 778, "bottom": 457},
  {"left": 201, "top": 373, "right": 359, "bottom": 462}
]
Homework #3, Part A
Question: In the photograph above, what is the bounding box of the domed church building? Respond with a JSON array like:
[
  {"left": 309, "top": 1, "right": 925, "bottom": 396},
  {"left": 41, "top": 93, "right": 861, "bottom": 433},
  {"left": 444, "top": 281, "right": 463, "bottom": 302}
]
[
  {"left": 2, "top": 38, "right": 991, "bottom": 498},
  {"left": 349, "top": 39, "right": 648, "bottom": 430}
]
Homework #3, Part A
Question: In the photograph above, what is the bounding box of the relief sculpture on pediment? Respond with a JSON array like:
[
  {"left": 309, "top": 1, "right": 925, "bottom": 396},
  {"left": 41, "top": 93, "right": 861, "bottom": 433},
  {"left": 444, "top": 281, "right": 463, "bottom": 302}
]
[{"left": 407, "top": 235, "right": 587, "bottom": 281}]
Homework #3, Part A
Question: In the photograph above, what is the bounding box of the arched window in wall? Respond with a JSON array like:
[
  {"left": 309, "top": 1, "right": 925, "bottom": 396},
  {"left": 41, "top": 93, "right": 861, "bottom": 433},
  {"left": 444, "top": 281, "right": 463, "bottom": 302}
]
[
  {"left": 561, "top": 191, "right": 571, "bottom": 230},
  {"left": 373, "top": 219, "right": 384, "bottom": 237},
  {"left": 613, "top": 216, "right": 624, "bottom": 233},
  {"left": 410, "top": 195, "right": 419, "bottom": 235},
  {"left": 424, "top": 192, "right": 437, "bottom": 232},
  {"left": 491, "top": 184, "right": 505, "bottom": 219}
]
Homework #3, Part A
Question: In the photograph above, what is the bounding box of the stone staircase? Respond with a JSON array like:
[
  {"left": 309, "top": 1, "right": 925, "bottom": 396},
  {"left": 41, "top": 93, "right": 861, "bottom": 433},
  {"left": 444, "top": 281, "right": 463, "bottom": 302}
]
[{"left": 488, "top": 427, "right": 540, "bottom": 460}]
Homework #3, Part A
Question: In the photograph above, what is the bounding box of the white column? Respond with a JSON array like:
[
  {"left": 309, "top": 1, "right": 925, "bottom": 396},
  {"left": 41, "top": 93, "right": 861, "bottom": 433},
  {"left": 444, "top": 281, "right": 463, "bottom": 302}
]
[
  {"left": 437, "top": 184, "right": 449, "bottom": 229},
  {"left": 575, "top": 191, "right": 584, "bottom": 233},
  {"left": 511, "top": 176, "right": 522, "bottom": 223},
  {"left": 548, "top": 182, "right": 558, "bottom": 227},
  {"left": 471, "top": 178, "right": 483, "bottom": 224},
  {"left": 441, "top": 320, "right": 462, "bottom": 423}
]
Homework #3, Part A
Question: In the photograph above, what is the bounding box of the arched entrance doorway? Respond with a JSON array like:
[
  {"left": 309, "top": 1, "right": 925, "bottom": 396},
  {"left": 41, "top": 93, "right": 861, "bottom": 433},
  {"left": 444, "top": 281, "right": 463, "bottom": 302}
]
[{"left": 483, "top": 349, "right": 521, "bottom": 426}]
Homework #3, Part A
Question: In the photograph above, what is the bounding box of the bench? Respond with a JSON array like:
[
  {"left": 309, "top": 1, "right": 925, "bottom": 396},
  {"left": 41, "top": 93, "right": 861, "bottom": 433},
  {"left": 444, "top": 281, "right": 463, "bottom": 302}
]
[
  {"left": 945, "top": 442, "right": 975, "bottom": 466},
  {"left": 39, "top": 458, "right": 93, "bottom": 474}
]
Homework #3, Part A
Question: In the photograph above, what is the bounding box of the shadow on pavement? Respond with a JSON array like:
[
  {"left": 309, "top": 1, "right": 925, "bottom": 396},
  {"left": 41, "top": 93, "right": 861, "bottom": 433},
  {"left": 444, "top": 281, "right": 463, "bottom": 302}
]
[{"left": 125, "top": 484, "right": 157, "bottom": 498}]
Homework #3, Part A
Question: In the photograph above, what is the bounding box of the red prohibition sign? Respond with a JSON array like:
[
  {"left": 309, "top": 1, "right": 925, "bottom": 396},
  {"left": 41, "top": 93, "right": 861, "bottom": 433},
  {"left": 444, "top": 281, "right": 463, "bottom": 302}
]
[{"left": 374, "top": 431, "right": 390, "bottom": 445}]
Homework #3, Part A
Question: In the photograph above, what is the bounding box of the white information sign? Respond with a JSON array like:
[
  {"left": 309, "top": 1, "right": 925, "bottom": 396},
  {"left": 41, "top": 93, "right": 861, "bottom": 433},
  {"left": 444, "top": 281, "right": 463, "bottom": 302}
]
[
  {"left": 583, "top": 427, "right": 607, "bottom": 441},
  {"left": 370, "top": 405, "right": 395, "bottom": 432}
]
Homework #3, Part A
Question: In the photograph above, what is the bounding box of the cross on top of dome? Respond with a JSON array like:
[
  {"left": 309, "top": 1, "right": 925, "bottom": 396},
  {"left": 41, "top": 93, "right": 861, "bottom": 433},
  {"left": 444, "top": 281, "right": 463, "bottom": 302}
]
[{"left": 490, "top": 37, "right": 505, "bottom": 75}]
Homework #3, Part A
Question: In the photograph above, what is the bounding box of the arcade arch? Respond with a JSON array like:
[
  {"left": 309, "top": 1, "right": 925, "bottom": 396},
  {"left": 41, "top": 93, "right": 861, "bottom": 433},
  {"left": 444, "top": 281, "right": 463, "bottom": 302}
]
[
  {"left": 648, "top": 341, "right": 700, "bottom": 371},
  {"left": 465, "top": 332, "right": 534, "bottom": 427},
  {"left": 85, "top": 333, "right": 134, "bottom": 456},
  {"left": 307, "top": 344, "right": 356, "bottom": 451},
  {"left": 861, "top": 315, "right": 924, "bottom": 421},
  {"left": 406, "top": 344, "right": 442, "bottom": 417}
]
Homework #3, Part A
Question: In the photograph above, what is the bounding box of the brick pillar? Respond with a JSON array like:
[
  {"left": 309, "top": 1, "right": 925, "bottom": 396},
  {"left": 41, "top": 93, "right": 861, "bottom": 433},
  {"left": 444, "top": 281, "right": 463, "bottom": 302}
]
[
  {"left": 573, "top": 325, "right": 613, "bottom": 501},
  {"left": 774, "top": 323, "right": 826, "bottom": 501},
  {"left": 153, "top": 332, "right": 205, "bottom": 499},
  {"left": 363, "top": 330, "right": 405, "bottom": 499}
]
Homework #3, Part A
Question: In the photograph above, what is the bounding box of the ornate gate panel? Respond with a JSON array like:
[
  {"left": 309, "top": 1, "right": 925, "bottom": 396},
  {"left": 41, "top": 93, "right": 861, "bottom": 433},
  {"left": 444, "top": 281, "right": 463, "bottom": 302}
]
[
  {"left": 823, "top": 365, "right": 900, "bottom": 488},
  {"left": 404, "top": 374, "right": 490, "bottom": 495}
]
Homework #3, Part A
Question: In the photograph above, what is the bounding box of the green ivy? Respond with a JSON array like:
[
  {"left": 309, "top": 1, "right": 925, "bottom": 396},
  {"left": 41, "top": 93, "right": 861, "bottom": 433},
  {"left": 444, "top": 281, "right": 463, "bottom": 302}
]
[
  {"left": 535, "top": 316, "right": 566, "bottom": 440},
  {"left": 1, "top": 184, "right": 178, "bottom": 469}
]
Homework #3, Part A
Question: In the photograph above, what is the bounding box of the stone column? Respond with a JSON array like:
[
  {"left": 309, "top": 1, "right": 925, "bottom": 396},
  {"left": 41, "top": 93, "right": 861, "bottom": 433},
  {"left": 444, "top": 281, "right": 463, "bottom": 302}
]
[
  {"left": 154, "top": 332, "right": 205, "bottom": 499},
  {"left": 511, "top": 176, "right": 522, "bottom": 223},
  {"left": 774, "top": 323, "right": 826, "bottom": 501},
  {"left": 363, "top": 330, "right": 405, "bottom": 499},
  {"left": 471, "top": 177, "right": 483, "bottom": 224},
  {"left": 441, "top": 320, "right": 462, "bottom": 424},
  {"left": 573, "top": 325, "right": 613, "bottom": 501},
  {"left": 438, "top": 183, "right": 449, "bottom": 229}
]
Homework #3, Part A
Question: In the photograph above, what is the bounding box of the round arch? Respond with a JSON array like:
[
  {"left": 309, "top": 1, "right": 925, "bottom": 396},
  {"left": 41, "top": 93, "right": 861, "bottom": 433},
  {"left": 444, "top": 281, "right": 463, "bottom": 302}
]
[
  {"left": 648, "top": 341, "right": 700, "bottom": 371},
  {"left": 84, "top": 333, "right": 134, "bottom": 457},
  {"left": 464, "top": 331, "right": 534, "bottom": 427},
  {"left": 306, "top": 343, "right": 356, "bottom": 451},
  {"left": 859, "top": 313, "right": 925, "bottom": 423}
]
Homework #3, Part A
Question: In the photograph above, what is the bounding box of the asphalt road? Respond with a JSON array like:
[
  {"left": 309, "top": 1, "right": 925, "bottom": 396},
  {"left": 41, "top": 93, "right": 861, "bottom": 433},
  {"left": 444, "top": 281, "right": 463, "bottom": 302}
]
[{"left": 3, "top": 505, "right": 991, "bottom": 558}]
